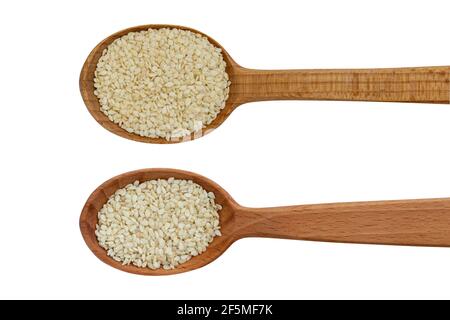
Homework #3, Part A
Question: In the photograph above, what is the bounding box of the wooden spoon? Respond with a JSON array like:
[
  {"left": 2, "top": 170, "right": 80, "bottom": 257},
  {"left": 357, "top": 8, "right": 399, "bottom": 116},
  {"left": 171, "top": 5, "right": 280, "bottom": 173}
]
[
  {"left": 80, "top": 168, "right": 450, "bottom": 275},
  {"left": 80, "top": 24, "right": 450, "bottom": 144}
]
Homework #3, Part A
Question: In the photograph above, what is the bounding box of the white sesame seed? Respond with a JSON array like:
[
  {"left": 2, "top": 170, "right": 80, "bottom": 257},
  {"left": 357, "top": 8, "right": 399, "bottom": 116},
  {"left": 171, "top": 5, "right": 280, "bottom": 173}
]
[
  {"left": 96, "top": 178, "right": 222, "bottom": 269},
  {"left": 94, "top": 28, "right": 230, "bottom": 140}
]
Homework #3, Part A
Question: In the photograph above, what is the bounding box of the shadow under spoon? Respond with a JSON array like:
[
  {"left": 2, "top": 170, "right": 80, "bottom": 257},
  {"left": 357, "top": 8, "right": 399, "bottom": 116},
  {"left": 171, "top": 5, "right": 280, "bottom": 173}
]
[{"left": 80, "top": 168, "right": 450, "bottom": 275}]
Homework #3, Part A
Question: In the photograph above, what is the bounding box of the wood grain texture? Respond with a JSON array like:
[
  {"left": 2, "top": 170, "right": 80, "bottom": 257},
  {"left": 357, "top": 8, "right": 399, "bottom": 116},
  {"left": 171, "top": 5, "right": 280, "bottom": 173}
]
[
  {"left": 80, "top": 24, "right": 450, "bottom": 144},
  {"left": 232, "top": 67, "right": 450, "bottom": 104},
  {"left": 237, "top": 199, "right": 450, "bottom": 246},
  {"left": 80, "top": 169, "right": 450, "bottom": 275}
]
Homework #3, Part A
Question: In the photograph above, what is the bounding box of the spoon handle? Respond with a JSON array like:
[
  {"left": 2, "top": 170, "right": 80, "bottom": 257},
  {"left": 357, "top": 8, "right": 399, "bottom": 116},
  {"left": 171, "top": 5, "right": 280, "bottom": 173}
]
[
  {"left": 232, "top": 66, "right": 450, "bottom": 104},
  {"left": 237, "top": 198, "right": 450, "bottom": 246}
]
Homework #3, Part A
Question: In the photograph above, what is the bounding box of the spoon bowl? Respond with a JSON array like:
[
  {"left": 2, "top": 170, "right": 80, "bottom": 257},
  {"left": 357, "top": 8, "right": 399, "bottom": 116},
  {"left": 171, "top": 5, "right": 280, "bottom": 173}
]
[
  {"left": 81, "top": 168, "right": 450, "bottom": 275},
  {"left": 79, "top": 24, "right": 241, "bottom": 144},
  {"left": 80, "top": 24, "right": 450, "bottom": 143},
  {"left": 79, "top": 168, "right": 239, "bottom": 275}
]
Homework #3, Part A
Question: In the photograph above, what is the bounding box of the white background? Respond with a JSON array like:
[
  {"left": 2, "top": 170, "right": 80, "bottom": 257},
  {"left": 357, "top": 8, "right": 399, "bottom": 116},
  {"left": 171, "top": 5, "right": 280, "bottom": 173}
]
[{"left": 1, "top": 0, "right": 450, "bottom": 299}]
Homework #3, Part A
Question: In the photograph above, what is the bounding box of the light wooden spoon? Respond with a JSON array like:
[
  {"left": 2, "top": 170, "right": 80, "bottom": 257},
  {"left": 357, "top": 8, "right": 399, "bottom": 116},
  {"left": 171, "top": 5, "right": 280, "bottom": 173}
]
[
  {"left": 80, "top": 168, "right": 450, "bottom": 275},
  {"left": 80, "top": 24, "right": 450, "bottom": 144}
]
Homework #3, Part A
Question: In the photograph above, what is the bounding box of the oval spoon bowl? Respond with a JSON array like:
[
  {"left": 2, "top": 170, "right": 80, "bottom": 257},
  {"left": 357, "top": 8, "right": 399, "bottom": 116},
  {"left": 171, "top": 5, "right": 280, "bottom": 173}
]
[
  {"left": 79, "top": 168, "right": 239, "bottom": 275},
  {"left": 79, "top": 24, "right": 240, "bottom": 144}
]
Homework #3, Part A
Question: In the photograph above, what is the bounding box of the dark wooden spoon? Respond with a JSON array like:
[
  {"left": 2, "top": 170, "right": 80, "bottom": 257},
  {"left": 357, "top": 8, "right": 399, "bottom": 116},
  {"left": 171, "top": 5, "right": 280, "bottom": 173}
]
[
  {"left": 80, "top": 168, "right": 450, "bottom": 275},
  {"left": 79, "top": 24, "right": 450, "bottom": 144}
]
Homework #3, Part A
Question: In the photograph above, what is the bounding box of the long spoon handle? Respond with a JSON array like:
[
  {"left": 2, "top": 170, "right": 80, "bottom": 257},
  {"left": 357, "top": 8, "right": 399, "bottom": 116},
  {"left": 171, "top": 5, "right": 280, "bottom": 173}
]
[
  {"left": 237, "top": 198, "right": 450, "bottom": 246},
  {"left": 231, "top": 66, "right": 450, "bottom": 104}
]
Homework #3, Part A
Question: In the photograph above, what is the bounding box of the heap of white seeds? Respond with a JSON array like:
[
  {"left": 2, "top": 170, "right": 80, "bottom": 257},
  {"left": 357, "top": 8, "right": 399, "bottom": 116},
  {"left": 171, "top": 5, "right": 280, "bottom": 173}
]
[
  {"left": 94, "top": 28, "right": 230, "bottom": 140},
  {"left": 95, "top": 178, "right": 222, "bottom": 270}
]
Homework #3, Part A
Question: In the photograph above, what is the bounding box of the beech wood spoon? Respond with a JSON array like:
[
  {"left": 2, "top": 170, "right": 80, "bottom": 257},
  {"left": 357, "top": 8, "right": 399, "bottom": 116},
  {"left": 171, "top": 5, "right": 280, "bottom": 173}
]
[
  {"left": 80, "top": 168, "right": 450, "bottom": 275},
  {"left": 80, "top": 24, "right": 450, "bottom": 144}
]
